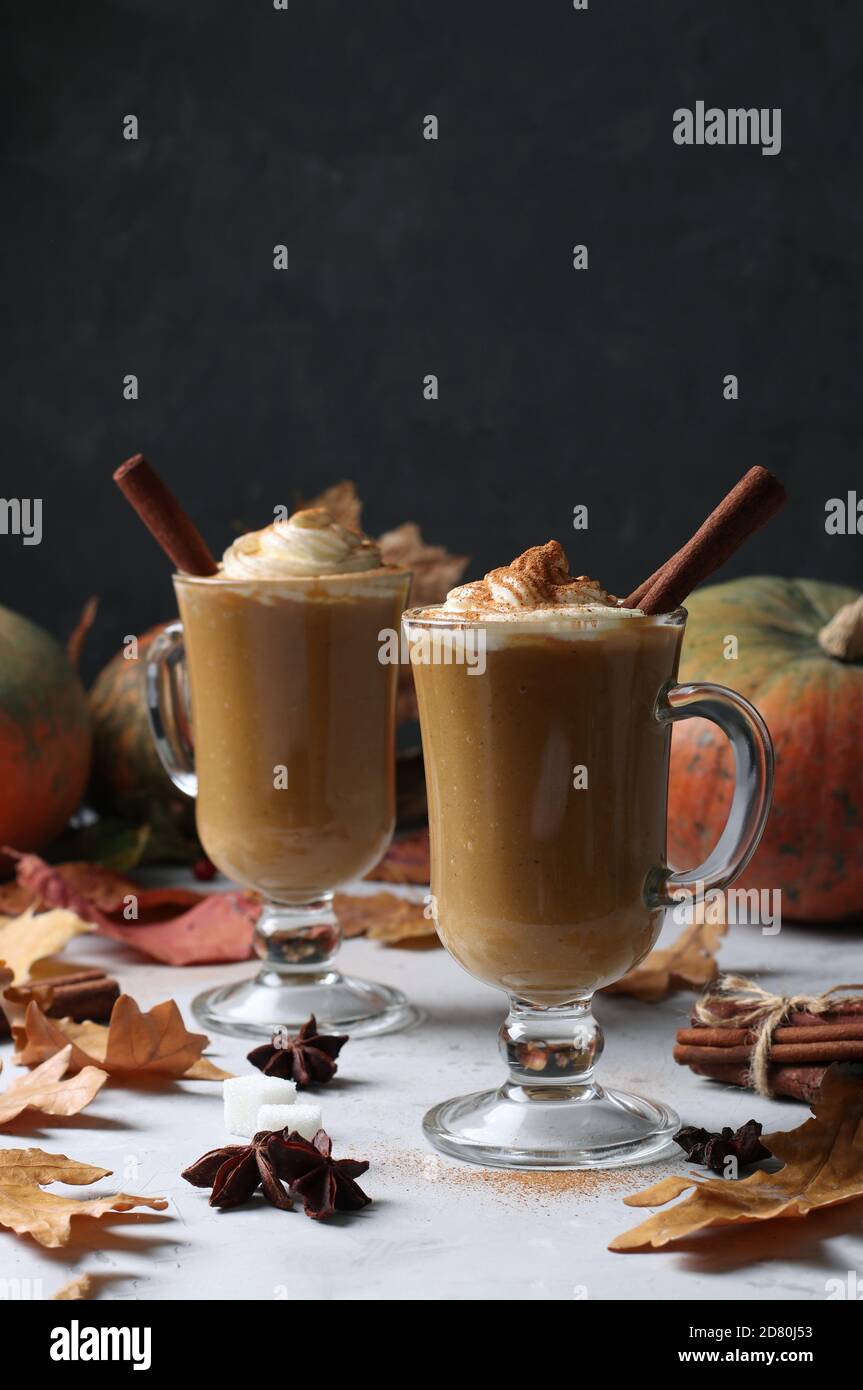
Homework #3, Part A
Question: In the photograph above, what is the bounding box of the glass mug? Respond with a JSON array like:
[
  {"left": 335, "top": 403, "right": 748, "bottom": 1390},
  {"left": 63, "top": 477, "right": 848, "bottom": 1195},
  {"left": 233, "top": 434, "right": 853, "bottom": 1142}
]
[
  {"left": 147, "top": 567, "right": 416, "bottom": 1039},
  {"left": 404, "top": 605, "right": 773, "bottom": 1169}
]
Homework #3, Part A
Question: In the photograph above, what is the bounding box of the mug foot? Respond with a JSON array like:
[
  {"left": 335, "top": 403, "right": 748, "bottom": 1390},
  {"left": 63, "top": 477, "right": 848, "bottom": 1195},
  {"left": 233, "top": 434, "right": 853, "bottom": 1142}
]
[
  {"left": 423, "top": 1081, "right": 678, "bottom": 1170},
  {"left": 192, "top": 968, "right": 422, "bottom": 1040}
]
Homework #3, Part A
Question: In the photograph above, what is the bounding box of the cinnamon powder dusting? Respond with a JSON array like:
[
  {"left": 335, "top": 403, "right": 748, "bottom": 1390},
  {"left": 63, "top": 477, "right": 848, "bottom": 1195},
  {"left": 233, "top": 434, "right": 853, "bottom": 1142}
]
[{"left": 381, "top": 1150, "right": 667, "bottom": 1206}]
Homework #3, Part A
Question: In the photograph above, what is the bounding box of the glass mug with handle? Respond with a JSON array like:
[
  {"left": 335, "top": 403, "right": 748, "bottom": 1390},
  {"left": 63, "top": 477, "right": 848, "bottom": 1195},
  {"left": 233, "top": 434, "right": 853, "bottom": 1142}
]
[
  {"left": 148, "top": 565, "right": 416, "bottom": 1039},
  {"left": 404, "top": 603, "right": 773, "bottom": 1169}
]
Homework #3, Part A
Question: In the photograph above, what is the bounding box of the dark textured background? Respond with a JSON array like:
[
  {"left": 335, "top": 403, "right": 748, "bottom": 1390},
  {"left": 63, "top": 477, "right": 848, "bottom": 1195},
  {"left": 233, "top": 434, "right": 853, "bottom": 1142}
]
[{"left": 1, "top": 0, "right": 861, "bottom": 679}]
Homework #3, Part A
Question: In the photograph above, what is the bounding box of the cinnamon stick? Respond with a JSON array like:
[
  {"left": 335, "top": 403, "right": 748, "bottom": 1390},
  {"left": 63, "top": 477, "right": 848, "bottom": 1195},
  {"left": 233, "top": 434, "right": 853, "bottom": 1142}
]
[
  {"left": 625, "top": 466, "right": 786, "bottom": 613},
  {"left": 677, "top": 1023, "right": 863, "bottom": 1047},
  {"left": 114, "top": 454, "right": 218, "bottom": 576},
  {"left": 696, "top": 998, "right": 863, "bottom": 1026},
  {"left": 674, "top": 1040, "right": 863, "bottom": 1066},
  {"left": 687, "top": 1060, "right": 825, "bottom": 1105},
  {"left": 0, "top": 969, "right": 119, "bottom": 1039}
]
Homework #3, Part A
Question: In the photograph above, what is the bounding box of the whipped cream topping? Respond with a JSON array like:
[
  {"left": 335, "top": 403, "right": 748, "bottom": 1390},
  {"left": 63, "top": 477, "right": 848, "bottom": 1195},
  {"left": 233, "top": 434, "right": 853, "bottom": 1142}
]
[
  {"left": 434, "top": 541, "right": 635, "bottom": 620},
  {"left": 221, "top": 508, "right": 382, "bottom": 579}
]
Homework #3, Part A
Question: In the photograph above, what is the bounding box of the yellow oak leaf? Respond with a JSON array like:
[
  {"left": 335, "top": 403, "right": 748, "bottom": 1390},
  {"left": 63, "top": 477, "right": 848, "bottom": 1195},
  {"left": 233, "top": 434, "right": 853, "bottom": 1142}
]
[
  {"left": 0, "top": 908, "right": 92, "bottom": 984},
  {"left": 14, "top": 995, "right": 232, "bottom": 1081},
  {"left": 0, "top": 1146, "right": 167, "bottom": 1248},
  {"left": 605, "top": 903, "right": 727, "bottom": 1003},
  {"left": 610, "top": 1065, "right": 863, "bottom": 1251},
  {"left": 0, "top": 1044, "right": 107, "bottom": 1124},
  {"left": 53, "top": 1273, "right": 93, "bottom": 1300}
]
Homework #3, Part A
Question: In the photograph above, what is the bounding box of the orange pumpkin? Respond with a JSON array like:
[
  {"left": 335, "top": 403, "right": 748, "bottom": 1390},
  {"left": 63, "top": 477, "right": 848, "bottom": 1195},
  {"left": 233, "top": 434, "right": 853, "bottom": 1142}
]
[
  {"left": 668, "top": 577, "right": 863, "bottom": 922},
  {"left": 0, "top": 605, "right": 92, "bottom": 855}
]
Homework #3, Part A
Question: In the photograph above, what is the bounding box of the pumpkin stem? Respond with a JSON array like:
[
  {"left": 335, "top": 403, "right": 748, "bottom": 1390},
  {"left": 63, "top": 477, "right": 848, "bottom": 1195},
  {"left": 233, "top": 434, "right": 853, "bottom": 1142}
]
[
  {"left": 66, "top": 595, "right": 99, "bottom": 672},
  {"left": 818, "top": 594, "right": 863, "bottom": 662}
]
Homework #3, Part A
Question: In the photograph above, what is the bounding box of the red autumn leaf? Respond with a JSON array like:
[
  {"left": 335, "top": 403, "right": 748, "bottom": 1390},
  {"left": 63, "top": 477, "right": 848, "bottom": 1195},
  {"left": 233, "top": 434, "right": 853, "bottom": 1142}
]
[
  {"left": 4, "top": 852, "right": 257, "bottom": 967},
  {"left": 0, "top": 859, "right": 137, "bottom": 918},
  {"left": 98, "top": 894, "right": 257, "bottom": 966}
]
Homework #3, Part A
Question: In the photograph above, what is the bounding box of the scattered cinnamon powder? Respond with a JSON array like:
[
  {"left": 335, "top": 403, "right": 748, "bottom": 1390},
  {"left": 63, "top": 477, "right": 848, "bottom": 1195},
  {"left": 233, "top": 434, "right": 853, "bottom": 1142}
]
[{"left": 380, "top": 1149, "right": 669, "bottom": 1207}]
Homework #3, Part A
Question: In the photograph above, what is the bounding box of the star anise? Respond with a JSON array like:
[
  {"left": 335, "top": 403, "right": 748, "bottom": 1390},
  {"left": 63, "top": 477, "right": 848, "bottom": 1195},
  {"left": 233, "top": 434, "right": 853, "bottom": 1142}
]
[
  {"left": 181, "top": 1132, "right": 292, "bottom": 1210},
  {"left": 247, "top": 1015, "right": 349, "bottom": 1087},
  {"left": 269, "top": 1128, "right": 371, "bottom": 1220},
  {"left": 674, "top": 1119, "right": 771, "bottom": 1174}
]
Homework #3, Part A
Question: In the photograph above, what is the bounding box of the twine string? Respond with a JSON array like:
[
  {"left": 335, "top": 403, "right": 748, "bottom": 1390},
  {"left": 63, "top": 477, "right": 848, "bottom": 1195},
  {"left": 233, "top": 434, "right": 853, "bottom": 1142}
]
[{"left": 694, "top": 974, "right": 863, "bottom": 1097}]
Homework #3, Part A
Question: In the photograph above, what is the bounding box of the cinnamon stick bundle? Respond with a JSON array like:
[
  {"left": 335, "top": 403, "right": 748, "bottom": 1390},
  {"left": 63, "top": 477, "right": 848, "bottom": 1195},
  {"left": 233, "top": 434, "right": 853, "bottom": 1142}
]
[{"left": 675, "top": 994, "right": 863, "bottom": 1102}]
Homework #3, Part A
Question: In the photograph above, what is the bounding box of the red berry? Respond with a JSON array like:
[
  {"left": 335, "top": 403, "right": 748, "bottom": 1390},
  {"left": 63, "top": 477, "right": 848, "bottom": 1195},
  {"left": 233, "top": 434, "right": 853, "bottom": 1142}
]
[{"left": 193, "top": 857, "right": 217, "bottom": 882}]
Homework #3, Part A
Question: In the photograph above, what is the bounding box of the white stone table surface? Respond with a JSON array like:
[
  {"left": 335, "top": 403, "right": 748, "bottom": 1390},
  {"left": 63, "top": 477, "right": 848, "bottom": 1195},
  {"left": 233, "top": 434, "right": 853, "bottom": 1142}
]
[{"left": 2, "top": 875, "right": 860, "bottom": 1302}]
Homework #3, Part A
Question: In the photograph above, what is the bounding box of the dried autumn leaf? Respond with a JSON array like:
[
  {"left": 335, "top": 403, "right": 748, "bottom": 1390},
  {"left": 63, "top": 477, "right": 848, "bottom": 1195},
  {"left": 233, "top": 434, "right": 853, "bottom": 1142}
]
[
  {"left": 610, "top": 1064, "right": 863, "bottom": 1252},
  {"left": 604, "top": 904, "right": 727, "bottom": 1003},
  {"left": 0, "top": 908, "right": 92, "bottom": 985},
  {"left": 303, "top": 480, "right": 363, "bottom": 532},
  {"left": 96, "top": 893, "right": 257, "bottom": 966},
  {"left": 334, "top": 891, "right": 437, "bottom": 947},
  {"left": 0, "top": 1045, "right": 108, "bottom": 1124},
  {"left": 5, "top": 852, "right": 257, "bottom": 965},
  {"left": 366, "top": 828, "right": 430, "bottom": 885},
  {"left": 14, "top": 996, "right": 232, "bottom": 1082},
  {"left": 53, "top": 1273, "right": 93, "bottom": 1300},
  {"left": 0, "top": 880, "right": 37, "bottom": 917},
  {"left": 0, "top": 856, "right": 137, "bottom": 917},
  {"left": 377, "top": 522, "right": 469, "bottom": 609},
  {"left": 0, "top": 1147, "right": 167, "bottom": 1249}
]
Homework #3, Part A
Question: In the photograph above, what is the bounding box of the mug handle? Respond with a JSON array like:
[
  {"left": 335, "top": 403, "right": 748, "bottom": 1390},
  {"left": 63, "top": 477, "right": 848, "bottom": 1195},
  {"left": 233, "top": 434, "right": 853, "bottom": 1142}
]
[
  {"left": 145, "top": 621, "right": 197, "bottom": 798},
  {"left": 650, "top": 680, "right": 774, "bottom": 906}
]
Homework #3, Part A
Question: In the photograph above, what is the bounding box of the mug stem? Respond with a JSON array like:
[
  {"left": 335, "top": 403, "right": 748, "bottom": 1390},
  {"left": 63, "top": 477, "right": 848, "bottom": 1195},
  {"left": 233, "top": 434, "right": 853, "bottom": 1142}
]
[
  {"left": 500, "top": 997, "right": 603, "bottom": 1094},
  {"left": 254, "top": 896, "right": 341, "bottom": 971}
]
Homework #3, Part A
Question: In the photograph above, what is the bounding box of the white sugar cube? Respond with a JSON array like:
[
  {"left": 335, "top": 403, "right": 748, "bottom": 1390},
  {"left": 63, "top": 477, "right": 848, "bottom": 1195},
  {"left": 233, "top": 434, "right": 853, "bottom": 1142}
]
[
  {"left": 224, "top": 1075, "right": 298, "bottom": 1138},
  {"left": 256, "top": 1102, "right": 322, "bottom": 1141}
]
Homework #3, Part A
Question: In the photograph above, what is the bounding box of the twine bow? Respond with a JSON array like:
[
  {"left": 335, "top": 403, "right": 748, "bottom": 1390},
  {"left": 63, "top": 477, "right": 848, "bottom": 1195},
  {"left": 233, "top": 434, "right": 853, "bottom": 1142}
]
[{"left": 694, "top": 974, "right": 863, "bottom": 1097}]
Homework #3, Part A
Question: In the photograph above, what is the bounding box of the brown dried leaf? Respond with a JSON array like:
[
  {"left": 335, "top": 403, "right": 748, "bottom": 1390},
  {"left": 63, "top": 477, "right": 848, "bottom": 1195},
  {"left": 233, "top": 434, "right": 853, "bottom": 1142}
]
[
  {"left": 303, "top": 480, "right": 363, "bottom": 532},
  {"left": 0, "top": 1045, "right": 107, "bottom": 1125},
  {"left": 0, "top": 1146, "right": 168, "bottom": 1249},
  {"left": 0, "top": 908, "right": 92, "bottom": 985},
  {"left": 377, "top": 522, "right": 469, "bottom": 609},
  {"left": 334, "top": 891, "right": 438, "bottom": 947},
  {"left": 53, "top": 1273, "right": 93, "bottom": 1300},
  {"left": 366, "top": 828, "right": 430, "bottom": 885},
  {"left": 0, "top": 880, "right": 38, "bottom": 917},
  {"left": 605, "top": 905, "right": 727, "bottom": 1003},
  {"left": 610, "top": 1064, "right": 863, "bottom": 1252},
  {"left": 14, "top": 996, "right": 232, "bottom": 1082}
]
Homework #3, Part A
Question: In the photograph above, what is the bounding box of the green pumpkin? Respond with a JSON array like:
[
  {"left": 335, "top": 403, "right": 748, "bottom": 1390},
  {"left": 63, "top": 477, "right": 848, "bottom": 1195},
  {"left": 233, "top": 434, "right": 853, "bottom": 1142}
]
[{"left": 0, "top": 605, "right": 91, "bottom": 856}]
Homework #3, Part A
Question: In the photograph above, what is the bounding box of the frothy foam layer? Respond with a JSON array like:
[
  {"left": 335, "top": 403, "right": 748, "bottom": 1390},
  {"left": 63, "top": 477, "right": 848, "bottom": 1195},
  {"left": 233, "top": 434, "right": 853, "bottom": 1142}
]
[
  {"left": 433, "top": 541, "right": 640, "bottom": 620},
  {"left": 221, "top": 507, "right": 382, "bottom": 579}
]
